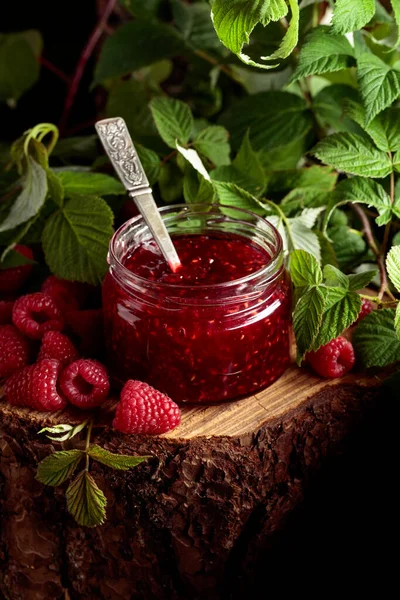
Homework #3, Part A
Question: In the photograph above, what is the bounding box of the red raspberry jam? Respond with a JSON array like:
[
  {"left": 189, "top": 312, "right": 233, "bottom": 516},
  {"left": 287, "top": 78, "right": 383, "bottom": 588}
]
[{"left": 102, "top": 205, "right": 291, "bottom": 404}]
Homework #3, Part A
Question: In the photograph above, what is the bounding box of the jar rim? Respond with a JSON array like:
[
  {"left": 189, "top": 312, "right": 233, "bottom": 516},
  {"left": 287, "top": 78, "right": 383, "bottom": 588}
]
[{"left": 108, "top": 203, "right": 284, "bottom": 291}]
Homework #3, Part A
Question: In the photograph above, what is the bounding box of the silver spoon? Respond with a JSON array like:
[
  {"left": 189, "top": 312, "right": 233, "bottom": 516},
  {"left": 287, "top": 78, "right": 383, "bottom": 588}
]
[{"left": 95, "top": 117, "right": 181, "bottom": 272}]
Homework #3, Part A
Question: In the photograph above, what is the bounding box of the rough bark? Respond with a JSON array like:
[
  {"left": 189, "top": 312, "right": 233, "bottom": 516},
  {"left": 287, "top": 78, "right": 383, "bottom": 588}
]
[{"left": 0, "top": 378, "right": 383, "bottom": 600}]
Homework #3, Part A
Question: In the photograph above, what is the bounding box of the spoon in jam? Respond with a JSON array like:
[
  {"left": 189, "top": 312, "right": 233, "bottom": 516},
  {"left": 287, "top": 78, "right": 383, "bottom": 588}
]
[{"left": 95, "top": 117, "right": 181, "bottom": 272}]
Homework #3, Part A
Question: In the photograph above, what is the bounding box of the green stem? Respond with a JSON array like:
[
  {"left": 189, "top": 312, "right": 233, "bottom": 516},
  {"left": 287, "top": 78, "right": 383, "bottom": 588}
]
[
  {"left": 85, "top": 418, "right": 93, "bottom": 471},
  {"left": 359, "top": 293, "right": 398, "bottom": 308}
]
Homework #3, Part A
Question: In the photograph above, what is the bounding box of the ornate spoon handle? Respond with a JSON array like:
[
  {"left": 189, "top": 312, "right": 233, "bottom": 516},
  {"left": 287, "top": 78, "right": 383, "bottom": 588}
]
[{"left": 95, "top": 117, "right": 181, "bottom": 272}]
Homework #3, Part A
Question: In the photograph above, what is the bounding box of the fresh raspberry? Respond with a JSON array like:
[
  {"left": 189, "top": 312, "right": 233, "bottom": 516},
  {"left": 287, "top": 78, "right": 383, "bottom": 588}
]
[
  {"left": 306, "top": 336, "right": 355, "bottom": 379},
  {"left": 41, "top": 276, "right": 87, "bottom": 314},
  {"left": 12, "top": 292, "right": 64, "bottom": 340},
  {"left": 65, "top": 308, "right": 104, "bottom": 355},
  {"left": 0, "top": 325, "right": 32, "bottom": 378},
  {"left": 5, "top": 358, "right": 67, "bottom": 411},
  {"left": 0, "top": 300, "right": 14, "bottom": 325},
  {"left": 59, "top": 359, "right": 109, "bottom": 409},
  {"left": 113, "top": 380, "right": 181, "bottom": 435},
  {"left": 37, "top": 331, "right": 80, "bottom": 367},
  {"left": 0, "top": 245, "right": 33, "bottom": 293},
  {"left": 356, "top": 297, "right": 373, "bottom": 323}
]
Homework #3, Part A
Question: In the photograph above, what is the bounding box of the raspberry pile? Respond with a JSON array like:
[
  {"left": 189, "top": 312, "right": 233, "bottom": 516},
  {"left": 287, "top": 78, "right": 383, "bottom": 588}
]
[{"left": 0, "top": 253, "right": 181, "bottom": 434}]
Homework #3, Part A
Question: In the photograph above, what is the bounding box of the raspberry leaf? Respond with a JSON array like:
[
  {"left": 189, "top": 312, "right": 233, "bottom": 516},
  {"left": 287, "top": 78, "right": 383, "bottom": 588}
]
[
  {"left": 36, "top": 450, "right": 84, "bottom": 486},
  {"left": 193, "top": 125, "right": 230, "bottom": 167},
  {"left": 57, "top": 172, "right": 125, "bottom": 197},
  {"left": 293, "top": 286, "right": 326, "bottom": 363},
  {"left": 210, "top": 0, "right": 288, "bottom": 69},
  {"left": 331, "top": 0, "right": 375, "bottom": 35},
  {"left": 289, "top": 249, "right": 323, "bottom": 287},
  {"left": 353, "top": 309, "right": 400, "bottom": 367},
  {"left": 323, "top": 265, "right": 349, "bottom": 289},
  {"left": 291, "top": 27, "right": 355, "bottom": 83},
  {"left": 39, "top": 420, "right": 89, "bottom": 442},
  {"left": 323, "top": 177, "right": 392, "bottom": 231},
  {"left": 46, "top": 169, "right": 64, "bottom": 208},
  {"left": 357, "top": 53, "right": 400, "bottom": 125},
  {"left": 93, "top": 20, "right": 185, "bottom": 84},
  {"left": 150, "top": 97, "right": 193, "bottom": 149},
  {"left": 42, "top": 195, "right": 114, "bottom": 285},
  {"left": 311, "top": 289, "right": 361, "bottom": 352},
  {"left": 0, "top": 157, "right": 47, "bottom": 232},
  {"left": 395, "top": 304, "right": 400, "bottom": 339},
  {"left": 311, "top": 133, "right": 393, "bottom": 179},
  {"left": 212, "top": 182, "right": 265, "bottom": 215},
  {"left": 386, "top": 245, "right": 400, "bottom": 292},
  {"left": 87, "top": 445, "right": 150, "bottom": 470},
  {"left": 347, "top": 270, "right": 378, "bottom": 291},
  {"left": 66, "top": 470, "right": 107, "bottom": 528},
  {"left": 135, "top": 144, "right": 161, "bottom": 186},
  {"left": 211, "top": 131, "right": 266, "bottom": 196}
]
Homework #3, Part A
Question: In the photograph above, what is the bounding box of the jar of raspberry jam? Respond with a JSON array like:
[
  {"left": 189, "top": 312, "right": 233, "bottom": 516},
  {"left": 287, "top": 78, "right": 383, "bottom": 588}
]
[{"left": 102, "top": 205, "right": 291, "bottom": 404}]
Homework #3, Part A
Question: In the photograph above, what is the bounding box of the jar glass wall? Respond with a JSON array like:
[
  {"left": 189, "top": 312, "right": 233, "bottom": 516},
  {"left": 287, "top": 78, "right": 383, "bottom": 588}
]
[{"left": 102, "top": 204, "right": 292, "bottom": 404}]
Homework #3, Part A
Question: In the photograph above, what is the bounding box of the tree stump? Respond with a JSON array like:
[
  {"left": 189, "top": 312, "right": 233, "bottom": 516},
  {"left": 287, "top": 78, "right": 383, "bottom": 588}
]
[{"left": 0, "top": 364, "right": 385, "bottom": 600}]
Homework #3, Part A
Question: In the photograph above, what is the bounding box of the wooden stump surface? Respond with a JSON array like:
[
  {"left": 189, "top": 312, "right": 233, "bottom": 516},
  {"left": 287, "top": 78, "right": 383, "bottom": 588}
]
[{"left": 0, "top": 362, "right": 387, "bottom": 600}]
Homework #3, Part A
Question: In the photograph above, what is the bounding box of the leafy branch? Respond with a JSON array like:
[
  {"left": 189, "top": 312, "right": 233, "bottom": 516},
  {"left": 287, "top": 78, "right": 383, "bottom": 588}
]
[{"left": 36, "top": 419, "right": 150, "bottom": 527}]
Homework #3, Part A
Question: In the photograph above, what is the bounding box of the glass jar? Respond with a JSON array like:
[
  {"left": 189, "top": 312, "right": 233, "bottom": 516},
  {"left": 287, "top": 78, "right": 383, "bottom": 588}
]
[{"left": 102, "top": 204, "right": 292, "bottom": 404}]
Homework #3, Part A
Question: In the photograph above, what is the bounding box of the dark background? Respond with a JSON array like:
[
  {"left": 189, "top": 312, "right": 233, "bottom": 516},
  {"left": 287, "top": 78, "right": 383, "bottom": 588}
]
[{"left": 2, "top": 2, "right": 398, "bottom": 596}]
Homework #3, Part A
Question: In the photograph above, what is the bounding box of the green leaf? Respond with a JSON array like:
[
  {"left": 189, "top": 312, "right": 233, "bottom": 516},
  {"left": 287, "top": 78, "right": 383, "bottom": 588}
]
[
  {"left": 47, "top": 169, "right": 64, "bottom": 208},
  {"left": 176, "top": 144, "right": 210, "bottom": 181},
  {"left": 287, "top": 208, "right": 325, "bottom": 262},
  {"left": 150, "top": 97, "right": 193, "bottom": 149},
  {"left": 357, "top": 53, "right": 400, "bottom": 125},
  {"left": 324, "top": 177, "right": 392, "bottom": 228},
  {"left": 346, "top": 101, "right": 400, "bottom": 153},
  {"left": 386, "top": 245, "right": 400, "bottom": 292},
  {"left": 183, "top": 167, "right": 215, "bottom": 204},
  {"left": 331, "top": 0, "right": 375, "bottom": 34},
  {"left": 158, "top": 162, "right": 183, "bottom": 204},
  {"left": 289, "top": 249, "right": 323, "bottom": 287},
  {"left": 211, "top": 0, "right": 289, "bottom": 69},
  {"left": 323, "top": 264, "right": 349, "bottom": 289},
  {"left": 212, "top": 181, "right": 265, "bottom": 215},
  {"left": 291, "top": 27, "right": 355, "bottom": 83},
  {"left": 0, "top": 31, "right": 41, "bottom": 102},
  {"left": 294, "top": 286, "right": 326, "bottom": 363},
  {"left": 39, "top": 420, "right": 89, "bottom": 442},
  {"left": 36, "top": 450, "right": 84, "bottom": 487},
  {"left": 57, "top": 172, "right": 125, "bottom": 197},
  {"left": 211, "top": 131, "right": 266, "bottom": 196},
  {"left": 106, "top": 79, "right": 155, "bottom": 144},
  {"left": 42, "top": 195, "right": 114, "bottom": 285},
  {"left": 311, "top": 289, "right": 361, "bottom": 351},
  {"left": 135, "top": 144, "right": 161, "bottom": 186},
  {"left": 313, "top": 85, "right": 363, "bottom": 135},
  {"left": 329, "top": 225, "right": 367, "bottom": 270},
  {"left": 261, "top": 0, "right": 299, "bottom": 62},
  {"left": 347, "top": 270, "right": 378, "bottom": 291},
  {"left": 172, "top": 0, "right": 221, "bottom": 51},
  {"left": 0, "top": 246, "right": 35, "bottom": 270},
  {"left": 0, "top": 157, "right": 47, "bottom": 233},
  {"left": 311, "top": 133, "right": 393, "bottom": 178},
  {"left": 193, "top": 126, "right": 230, "bottom": 167},
  {"left": 353, "top": 309, "right": 400, "bottom": 367},
  {"left": 395, "top": 303, "right": 400, "bottom": 339},
  {"left": 123, "top": 0, "right": 161, "bottom": 19},
  {"left": 66, "top": 470, "right": 107, "bottom": 528},
  {"left": 392, "top": 0, "right": 400, "bottom": 46},
  {"left": 220, "top": 91, "right": 313, "bottom": 158},
  {"left": 87, "top": 445, "right": 149, "bottom": 470},
  {"left": 94, "top": 20, "right": 185, "bottom": 83}
]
